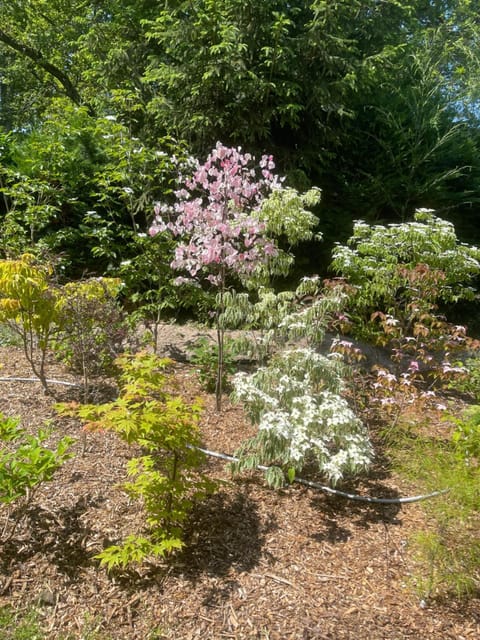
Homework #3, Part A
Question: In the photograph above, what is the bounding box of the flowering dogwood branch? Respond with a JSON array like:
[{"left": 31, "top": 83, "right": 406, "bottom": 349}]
[
  {"left": 149, "top": 142, "right": 321, "bottom": 409},
  {"left": 149, "top": 142, "right": 283, "bottom": 287},
  {"left": 232, "top": 347, "right": 373, "bottom": 486}
]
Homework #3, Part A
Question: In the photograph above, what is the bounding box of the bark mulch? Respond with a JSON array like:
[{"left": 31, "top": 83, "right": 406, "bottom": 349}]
[{"left": 0, "top": 337, "right": 478, "bottom": 639}]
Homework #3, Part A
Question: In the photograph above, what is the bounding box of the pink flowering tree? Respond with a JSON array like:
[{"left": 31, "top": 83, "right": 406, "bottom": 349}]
[{"left": 150, "top": 142, "right": 320, "bottom": 409}]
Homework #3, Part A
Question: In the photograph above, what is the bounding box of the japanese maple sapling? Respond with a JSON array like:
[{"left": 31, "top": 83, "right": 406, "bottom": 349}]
[
  {"left": 58, "top": 352, "right": 215, "bottom": 570},
  {"left": 0, "top": 254, "right": 58, "bottom": 393}
]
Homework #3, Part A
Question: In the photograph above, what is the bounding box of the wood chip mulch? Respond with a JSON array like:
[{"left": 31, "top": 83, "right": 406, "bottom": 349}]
[{"left": 0, "top": 342, "right": 479, "bottom": 639}]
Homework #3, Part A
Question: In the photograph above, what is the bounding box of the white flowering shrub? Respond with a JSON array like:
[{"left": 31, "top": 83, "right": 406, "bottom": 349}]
[
  {"left": 232, "top": 347, "right": 372, "bottom": 487},
  {"left": 330, "top": 209, "right": 480, "bottom": 426},
  {"left": 331, "top": 209, "right": 480, "bottom": 315},
  {"left": 226, "top": 275, "right": 372, "bottom": 487}
]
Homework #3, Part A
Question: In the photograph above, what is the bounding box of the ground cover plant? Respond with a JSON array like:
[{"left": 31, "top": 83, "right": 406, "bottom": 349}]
[
  {"left": 0, "top": 413, "right": 73, "bottom": 543},
  {"left": 0, "top": 605, "right": 44, "bottom": 640},
  {"left": 390, "top": 406, "right": 480, "bottom": 600}
]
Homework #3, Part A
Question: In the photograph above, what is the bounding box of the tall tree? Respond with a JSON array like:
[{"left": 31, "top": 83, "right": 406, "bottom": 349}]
[
  {"left": 0, "top": 1, "right": 159, "bottom": 133},
  {"left": 319, "top": 2, "right": 480, "bottom": 230},
  {"left": 143, "top": 0, "right": 413, "bottom": 168},
  {"left": 1, "top": 0, "right": 479, "bottom": 276}
]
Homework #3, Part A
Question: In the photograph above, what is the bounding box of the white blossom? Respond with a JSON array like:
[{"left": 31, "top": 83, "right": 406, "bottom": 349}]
[{"left": 233, "top": 347, "right": 373, "bottom": 484}]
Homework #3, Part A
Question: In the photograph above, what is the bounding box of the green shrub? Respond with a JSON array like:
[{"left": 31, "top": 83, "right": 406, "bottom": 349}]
[
  {"left": 451, "top": 405, "right": 480, "bottom": 464},
  {"left": 331, "top": 210, "right": 480, "bottom": 321},
  {"left": 53, "top": 277, "right": 129, "bottom": 394},
  {"left": 0, "top": 413, "right": 74, "bottom": 542},
  {"left": 449, "top": 357, "right": 480, "bottom": 403},
  {"left": 232, "top": 347, "right": 372, "bottom": 487},
  {"left": 191, "top": 336, "right": 237, "bottom": 393},
  {"left": 0, "top": 323, "right": 22, "bottom": 348},
  {"left": 58, "top": 351, "right": 216, "bottom": 570}
]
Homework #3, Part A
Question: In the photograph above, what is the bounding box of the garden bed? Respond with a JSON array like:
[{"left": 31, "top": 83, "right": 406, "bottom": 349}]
[{"left": 0, "top": 338, "right": 479, "bottom": 640}]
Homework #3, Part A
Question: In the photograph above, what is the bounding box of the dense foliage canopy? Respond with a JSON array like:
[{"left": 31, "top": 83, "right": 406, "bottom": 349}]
[{"left": 0, "top": 0, "right": 480, "bottom": 280}]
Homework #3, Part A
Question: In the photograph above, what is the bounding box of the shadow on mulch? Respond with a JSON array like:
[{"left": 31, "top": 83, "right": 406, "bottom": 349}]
[
  {"left": 175, "top": 488, "right": 277, "bottom": 607},
  {"left": 290, "top": 445, "right": 402, "bottom": 544},
  {"left": 179, "top": 488, "right": 276, "bottom": 576},
  {"left": 95, "top": 486, "right": 277, "bottom": 601},
  {"left": 309, "top": 480, "right": 402, "bottom": 545},
  {"left": 160, "top": 342, "right": 192, "bottom": 363},
  {"left": 431, "top": 594, "right": 480, "bottom": 621},
  {"left": 51, "top": 380, "right": 118, "bottom": 405},
  {"left": 0, "top": 495, "right": 103, "bottom": 579}
]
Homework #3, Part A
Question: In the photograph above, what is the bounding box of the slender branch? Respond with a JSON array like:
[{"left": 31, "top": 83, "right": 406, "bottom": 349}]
[
  {"left": 215, "top": 264, "right": 226, "bottom": 411},
  {"left": 0, "top": 27, "right": 94, "bottom": 115},
  {"left": 0, "top": 172, "right": 11, "bottom": 214}
]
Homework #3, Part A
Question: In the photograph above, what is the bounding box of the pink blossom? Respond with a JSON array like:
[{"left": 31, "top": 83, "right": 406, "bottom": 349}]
[
  {"left": 174, "top": 276, "right": 198, "bottom": 286},
  {"left": 206, "top": 274, "right": 221, "bottom": 285},
  {"left": 420, "top": 390, "right": 436, "bottom": 398},
  {"left": 264, "top": 243, "right": 277, "bottom": 256},
  {"left": 333, "top": 339, "right": 354, "bottom": 349},
  {"left": 376, "top": 369, "right": 397, "bottom": 383},
  {"left": 384, "top": 315, "right": 399, "bottom": 327},
  {"left": 379, "top": 397, "right": 396, "bottom": 406},
  {"left": 150, "top": 142, "right": 283, "bottom": 287}
]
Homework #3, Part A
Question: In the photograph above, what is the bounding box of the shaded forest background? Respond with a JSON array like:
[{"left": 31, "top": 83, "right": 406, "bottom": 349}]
[{"left": 1, "top": 0, "right": 480, "bottom": 297}]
